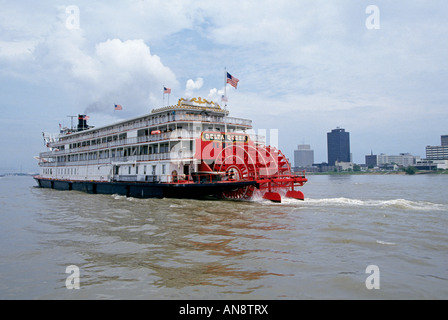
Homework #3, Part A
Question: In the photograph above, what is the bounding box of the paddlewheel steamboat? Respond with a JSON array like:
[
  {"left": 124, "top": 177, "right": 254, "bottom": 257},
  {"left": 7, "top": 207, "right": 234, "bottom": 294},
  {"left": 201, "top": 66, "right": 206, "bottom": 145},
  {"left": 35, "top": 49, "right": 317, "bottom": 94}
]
[{"left": 34, "top": 97, "right": 306, "bottom": 202}]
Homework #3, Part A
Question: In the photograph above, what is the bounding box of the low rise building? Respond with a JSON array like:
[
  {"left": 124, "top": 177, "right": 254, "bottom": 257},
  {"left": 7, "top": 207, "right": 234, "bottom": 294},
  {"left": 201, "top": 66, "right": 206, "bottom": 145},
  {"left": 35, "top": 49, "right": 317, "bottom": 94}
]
[
  {"left": 415, "top": 159, "right": 448, "bottom": 170},
  {"left": 335, "top": 161, "right": 354, "bottom": 171},
  {"left": 370, "top": 153, "right": 419, "bottom": 167}
]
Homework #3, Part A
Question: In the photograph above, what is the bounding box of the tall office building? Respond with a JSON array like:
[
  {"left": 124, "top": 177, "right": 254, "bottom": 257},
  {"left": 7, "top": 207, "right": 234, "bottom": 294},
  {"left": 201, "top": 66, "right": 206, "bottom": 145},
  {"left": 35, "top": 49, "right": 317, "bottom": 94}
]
[
  {"left": 294, "top": 144, "right": 314, "bottom": 168},
  {"left": 365, "top": 151, "right": 378, "bottom": 167},
  {"left": 327, "top": 127, "right": 350, "bottom": 166},
  {"left": 426, "top": 134, "right": 448, "bottom": 160},
  {"left": 441, "top": 135, "right": 448, "bottom": 146}
]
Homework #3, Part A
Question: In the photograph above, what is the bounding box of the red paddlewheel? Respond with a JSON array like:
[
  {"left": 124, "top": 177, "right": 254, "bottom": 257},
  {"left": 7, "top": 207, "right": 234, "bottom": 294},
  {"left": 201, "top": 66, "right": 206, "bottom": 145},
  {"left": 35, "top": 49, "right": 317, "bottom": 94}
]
[
  {"left": 212, "top": 143, "right": 305, "bottom": 201},
  {"left": 214, "top": 145, "right": 258, "bottom": 179},
  {"left": 215, "top": 162, "right": 256, "bottom": 200},
  {"left": 222, "top": 164, "right": 248, "bottom": 181},
  {"left": 222, "top": 184, "right": 255, "bottom": 200}
]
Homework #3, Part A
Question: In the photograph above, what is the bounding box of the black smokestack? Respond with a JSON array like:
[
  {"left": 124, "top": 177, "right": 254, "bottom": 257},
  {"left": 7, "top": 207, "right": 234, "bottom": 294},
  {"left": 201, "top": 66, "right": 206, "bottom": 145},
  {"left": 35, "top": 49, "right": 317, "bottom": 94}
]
[{"left": 78, "top": 114, "right": 87, "bottom": 131}]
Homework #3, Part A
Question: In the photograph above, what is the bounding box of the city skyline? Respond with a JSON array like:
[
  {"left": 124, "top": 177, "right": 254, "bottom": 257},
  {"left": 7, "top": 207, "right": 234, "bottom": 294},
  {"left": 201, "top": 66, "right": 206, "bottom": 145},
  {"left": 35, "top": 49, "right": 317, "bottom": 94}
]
[
  {"left": 295, "top": 131, "right": 448, "bottom": 167},
  {"left": 1, "top": 1, "right": 448, "bottom": 173}
]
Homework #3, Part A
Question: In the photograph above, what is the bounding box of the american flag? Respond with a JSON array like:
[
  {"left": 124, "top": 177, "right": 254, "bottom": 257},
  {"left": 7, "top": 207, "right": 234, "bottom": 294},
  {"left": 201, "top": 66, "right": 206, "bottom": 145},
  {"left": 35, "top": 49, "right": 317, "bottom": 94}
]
[
  {"left": 114, "top": 104, "right": 122, "bottom": 110},
  {"left": 164, "top": 87, "right": 171, "bottom": 94},
  {"left": 221, "top": 95, "right": 228, "bottom": 102},
  {"left": 226, "top": 72, "right": 239, "bottom": 88}
]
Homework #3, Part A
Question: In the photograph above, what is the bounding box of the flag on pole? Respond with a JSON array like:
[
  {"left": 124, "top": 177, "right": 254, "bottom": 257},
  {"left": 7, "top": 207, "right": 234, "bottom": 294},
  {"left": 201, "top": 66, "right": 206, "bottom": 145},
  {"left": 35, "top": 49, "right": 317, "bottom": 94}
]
[
  {"left": 221, "top": 95, "right": 228, "bottom": 102},
  {"left": 83, "top": 115, "right": 89, "bottom": 120},
  {"left": 226, "top": 72, "right": 239, "bottom": 88},
  {"left": 163, "top": 87, "right": 171, "bottom": 94},
  {"left": 114, "top": 104, "right": 122, "bottom": 110}
]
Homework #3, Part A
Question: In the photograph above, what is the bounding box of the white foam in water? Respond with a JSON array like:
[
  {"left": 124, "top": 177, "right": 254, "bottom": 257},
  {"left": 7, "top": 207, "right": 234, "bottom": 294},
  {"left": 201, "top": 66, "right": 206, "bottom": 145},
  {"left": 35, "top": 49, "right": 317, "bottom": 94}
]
[
  {"left": 292, "top": 197, "right": 445, "bottom": 211},
  {"left": 376, "top": 240, "right": 396, "bottom": 245}
]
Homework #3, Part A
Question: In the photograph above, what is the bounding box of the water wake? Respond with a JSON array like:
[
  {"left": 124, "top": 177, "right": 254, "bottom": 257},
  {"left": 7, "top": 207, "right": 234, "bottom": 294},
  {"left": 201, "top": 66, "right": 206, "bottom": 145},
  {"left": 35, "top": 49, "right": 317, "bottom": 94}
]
[{"left": 303, "top": 197, "right": 445, "bottom": 211}]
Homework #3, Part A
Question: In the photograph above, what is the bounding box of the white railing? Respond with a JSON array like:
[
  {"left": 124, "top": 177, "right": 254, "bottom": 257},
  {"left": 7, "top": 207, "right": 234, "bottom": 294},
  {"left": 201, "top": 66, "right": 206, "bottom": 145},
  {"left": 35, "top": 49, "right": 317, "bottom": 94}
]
[
  {"left": 38, "top": 151, "right": 194, "bottom": 167},
  {"left": 41, "top": 130, "right": 200, "bottom": 158},
  {"left": 48, "top": 113, "right": 252, "bottom": 148}
]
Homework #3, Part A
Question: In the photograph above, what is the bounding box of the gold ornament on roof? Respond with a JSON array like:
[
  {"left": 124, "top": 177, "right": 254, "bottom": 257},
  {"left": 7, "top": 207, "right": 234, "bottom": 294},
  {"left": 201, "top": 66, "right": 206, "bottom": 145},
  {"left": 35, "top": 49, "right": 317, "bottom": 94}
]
[{"left": 152, "top": 97, "right": 227, "bottom": 114}]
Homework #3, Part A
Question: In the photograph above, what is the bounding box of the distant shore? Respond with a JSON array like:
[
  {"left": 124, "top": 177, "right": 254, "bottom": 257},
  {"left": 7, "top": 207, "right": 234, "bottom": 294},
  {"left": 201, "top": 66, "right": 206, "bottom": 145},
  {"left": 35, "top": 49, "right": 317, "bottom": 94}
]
[
  {"left": 2, "top": 170, "right": 447, "bottom": 179},
  {"left": 303, "top": 170, "right": 448, "bottom": 176}
]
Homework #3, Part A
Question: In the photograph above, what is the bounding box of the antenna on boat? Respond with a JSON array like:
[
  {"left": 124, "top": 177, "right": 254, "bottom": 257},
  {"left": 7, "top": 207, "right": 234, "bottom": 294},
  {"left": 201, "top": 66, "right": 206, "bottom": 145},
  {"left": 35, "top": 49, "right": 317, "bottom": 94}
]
[{"left": 67, "top": 115, "right": 77, "bottom": 130}]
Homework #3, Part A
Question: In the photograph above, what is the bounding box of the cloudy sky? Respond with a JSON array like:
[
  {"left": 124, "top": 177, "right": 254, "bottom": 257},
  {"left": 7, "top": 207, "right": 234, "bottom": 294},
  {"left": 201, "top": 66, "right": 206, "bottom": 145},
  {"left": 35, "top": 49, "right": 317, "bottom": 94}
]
[{"left": 1, "top": 0, "right": 447, "bottom": 173}]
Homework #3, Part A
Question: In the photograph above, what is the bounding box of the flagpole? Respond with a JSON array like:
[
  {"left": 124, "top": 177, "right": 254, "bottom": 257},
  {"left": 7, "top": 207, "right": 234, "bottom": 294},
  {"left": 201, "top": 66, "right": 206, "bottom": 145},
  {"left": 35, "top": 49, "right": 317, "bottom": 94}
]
[
  {"left": 223, "top": 67, "right": 228, "bottom": 134},
  {"left": 224, "top": 67, "right": 227, "bottom": 102}
]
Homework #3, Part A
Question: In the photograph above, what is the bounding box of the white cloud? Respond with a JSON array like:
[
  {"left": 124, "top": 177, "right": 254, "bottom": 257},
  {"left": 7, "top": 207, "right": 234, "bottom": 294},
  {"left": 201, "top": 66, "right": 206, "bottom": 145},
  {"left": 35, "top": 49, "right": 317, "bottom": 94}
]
[
  {"left": 85, "top": 39, "right": 178, "bottom": 113},
  {"left": 207, "top": 88, "right": 226, "bottom": 104},
  {"left": 185, "top": 77, "right": 204, "bottom": 97},
  {"left": 31, "top": 24, "right": 178, "bottom": 114},
  {"left": 0, "top": 40, "right": 36, "bottom": 60}
]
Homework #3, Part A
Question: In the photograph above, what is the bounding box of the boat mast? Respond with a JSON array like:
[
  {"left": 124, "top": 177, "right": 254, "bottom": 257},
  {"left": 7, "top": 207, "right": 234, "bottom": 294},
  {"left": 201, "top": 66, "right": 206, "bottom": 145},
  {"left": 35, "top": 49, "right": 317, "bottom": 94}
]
[
  {"left": 224, "top": 67, "right": 227, "bottom": 133},
  {"left": 67, "top": 115, "right": 77, "bottom": 130}
]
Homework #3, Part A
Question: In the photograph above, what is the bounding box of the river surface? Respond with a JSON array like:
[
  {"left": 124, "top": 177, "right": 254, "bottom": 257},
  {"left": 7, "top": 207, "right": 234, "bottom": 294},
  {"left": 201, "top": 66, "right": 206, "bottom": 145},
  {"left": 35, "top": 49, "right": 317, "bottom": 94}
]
[{"left": 0, "top": 174, "right": 447, "bottom": 299}]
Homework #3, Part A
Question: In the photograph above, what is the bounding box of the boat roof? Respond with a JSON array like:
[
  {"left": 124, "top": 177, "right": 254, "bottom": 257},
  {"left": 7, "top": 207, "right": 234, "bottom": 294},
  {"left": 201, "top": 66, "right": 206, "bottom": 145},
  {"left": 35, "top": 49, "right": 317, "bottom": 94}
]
[
  {"left": 57, "top": 97, "right": 246, "bottom": 139},
  {"left": 151, "top": 97, "right": 229, "bottom": 115}
]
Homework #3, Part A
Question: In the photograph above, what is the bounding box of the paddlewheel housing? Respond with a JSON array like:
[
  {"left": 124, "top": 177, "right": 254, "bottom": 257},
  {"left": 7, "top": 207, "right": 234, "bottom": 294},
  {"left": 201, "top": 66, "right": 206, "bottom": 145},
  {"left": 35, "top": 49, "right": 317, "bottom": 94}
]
[{"left": 195, "top": 132, "right": 307, "bottom": 202}]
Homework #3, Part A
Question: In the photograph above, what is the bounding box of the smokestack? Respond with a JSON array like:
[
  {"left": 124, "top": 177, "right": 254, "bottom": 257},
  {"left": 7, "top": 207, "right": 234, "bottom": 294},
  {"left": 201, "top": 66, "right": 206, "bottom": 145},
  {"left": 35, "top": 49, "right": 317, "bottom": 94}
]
[{"left": 77, "top": 115, "right": 87, "bottom": 131}]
